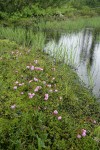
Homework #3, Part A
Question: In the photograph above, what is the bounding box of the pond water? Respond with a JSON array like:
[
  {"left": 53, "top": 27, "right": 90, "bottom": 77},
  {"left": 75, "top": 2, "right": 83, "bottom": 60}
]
[{"left": 44, "top": 28, "right": 100, "bottom": 98}]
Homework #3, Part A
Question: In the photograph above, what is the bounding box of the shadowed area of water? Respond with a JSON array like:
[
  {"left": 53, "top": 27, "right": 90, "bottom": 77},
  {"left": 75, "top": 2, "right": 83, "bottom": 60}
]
[{"left": 44, "top": 28, "right": 100, "bottom": 98}]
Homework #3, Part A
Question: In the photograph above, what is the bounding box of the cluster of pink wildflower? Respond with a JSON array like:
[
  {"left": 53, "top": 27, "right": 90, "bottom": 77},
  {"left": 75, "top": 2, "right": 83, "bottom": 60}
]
[
  {"left": 28, "top": 93, "right": 35, "bottom": 98},
  {"left": 13, "top": 86, "right": 17, "bottom": 90},
  {"left": 44, "top": 94, "right": 49, "bottom": 100},
  {"left": 15, "top": 81, "right": 19, "bottom": 84},
  {"left": 34, "top": 60, "right": 38, "bottom": 64},
  {"left": 18, "top": 83, "right": 24, "bottom": 86},
  {"left": 26, "top": 65, "right": 34, "bottom": 70},
  {"left": 35, "top": 67, "right": 43, "bottom": 71},
  {"left": 11, "top": 104, "right": 16, "bottom": 109},
  {"left": 26, "top": 65, "right": 43, "bottom": 71},
  {"left": 34, "top": 86, "right": 42, "bottom": 92},
  {"left": 29, "top": 80, "right": 33, "bottom": 83},
  {"left": 34, "top": 77, "right": 39, "bottom": 82},
  {"left": 14, "top": 82, "right": 24, "bottom": 90},
  {"left": 53, "top": 110, "right": 62, "bottom": 120},
  {"left": 30, "top": 66, "right": 35, "bottom": 70},
  {"left": 77, "top": 129, "right": 87, "bottom": 139},
  {"left": 46, "top": 84, "right": 51, "bottom": 88}
]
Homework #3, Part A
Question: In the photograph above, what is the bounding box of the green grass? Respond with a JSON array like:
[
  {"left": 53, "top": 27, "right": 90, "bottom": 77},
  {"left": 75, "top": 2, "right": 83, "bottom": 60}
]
[
  {"left": 38, "top": 16, "right": 100, "bottom": 32},
  {"left": 0, "top": 26, "right": 46, "bottom": 49},
  {"left": 0, "top": 28, "right": 100, "bottom": 149},
  {"left": 9, "top": 16, "right": 100, "bottom": 34}
]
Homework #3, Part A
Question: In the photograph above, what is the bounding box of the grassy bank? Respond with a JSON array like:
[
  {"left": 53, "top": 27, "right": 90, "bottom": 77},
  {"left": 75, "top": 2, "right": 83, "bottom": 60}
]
[
  {"left": 0, "top": 27, "right": 100, "bottom": 149},
  {"left": 0, "top": 16, "right": 100, "bottom": 33},
  {"left": 40, "top": 16, "right": 100, "bottom": 32}
]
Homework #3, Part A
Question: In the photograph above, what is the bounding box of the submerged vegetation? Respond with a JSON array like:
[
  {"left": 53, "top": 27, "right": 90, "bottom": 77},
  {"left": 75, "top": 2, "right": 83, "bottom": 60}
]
[{"left": 0, "top": 26, "right": 100, "bottom": 149}]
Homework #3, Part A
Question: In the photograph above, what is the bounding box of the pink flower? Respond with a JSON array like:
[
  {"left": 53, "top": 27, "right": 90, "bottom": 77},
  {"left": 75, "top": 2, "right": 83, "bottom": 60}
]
[
  {"left": 47, "top": 84, "right": 51, "bottom": 88},
  {"left": 44, "top": 94, "right": 49, "bottom": 100},
  {"left": 43, "top": 81, "right": 46, "bottom": 84},
  {"left": 93, "top": 120, "right": 96, "bottom": 124},
  {"left": 19, "top": 83, "right": 22, "bottom": 86},
  {"left": 21, "top": 92, "right": 24, "bottom": 95},
  {"left": 54, "top": 89, "right": 58, "bottom": 92},
  {"left": 34, "top": 60, "right": 38, "bottom": 64},
  {"left": 29, "top": 80, "right": 33, "bottom": 83},
  {"left": 58, "top": 116, "right": 62, "bottom": 120},
  {"left": 34, "top": 77, "right": 38, "bottom": 82},
  {"left": 28, "top": 93, "right": 35, "bottom": 98},
  {"left": 52, "top": 68, "right": 55, "bottom": 71},
  {"left": 26, "top": 66, "right": 30, "bottom": 69},
  {"left": 82, "top": 132, "right": 86, "bottom": 137},
  {"left": 15, "top": 81, "right": 19, "bottom": 84},
  {"left": 81, "top": 129, "right": 87, "bottom": 137},
  {"left": 11, "top": 51, "right": 14, "bottom": 54},
  {"left": 30, "top": 66, "right": 35, "bottom": 70},
  {"left": 11, "top": 104, "right": 16, "bottom": 109},
  {"left": 59, "top": 96, "right": 62, "bottom": 100},
  {"left": 13, "top": 86, "right": 17, "bottom": 90},
  {"left": 35, "top": 67, "right": 43, "bottom": 71},
  {"left": 53, "top": 110, "right": 58, "bottom": 115},
  {"left": 52, "top": 77, "right": 55, "bottom": 80},
  {"left": 34, "top": 86, "right": 42, "bottom": 92},
  {"left": 77, "top": 134, "right": 81, "bottom": 139},
  {"left": 82, "top": 129, "right": 87, "bottom": 133}
]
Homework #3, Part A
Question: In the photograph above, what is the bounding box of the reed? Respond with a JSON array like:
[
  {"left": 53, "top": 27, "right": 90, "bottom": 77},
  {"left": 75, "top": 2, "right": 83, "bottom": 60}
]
[
  {"left": 44, "top": 41, "right": 78, "bottom": 68},
  {"left": 0, "top": 26, "right": 46, "bottom": 49},
  {"left": 37, "top": 16, "right": 100, "bottom": 32}
]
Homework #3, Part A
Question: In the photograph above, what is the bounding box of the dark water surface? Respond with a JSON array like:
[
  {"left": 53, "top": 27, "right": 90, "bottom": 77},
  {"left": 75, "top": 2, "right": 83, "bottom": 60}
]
[{"left": 44, "top": 28, "right": 100, "bottom": 98}]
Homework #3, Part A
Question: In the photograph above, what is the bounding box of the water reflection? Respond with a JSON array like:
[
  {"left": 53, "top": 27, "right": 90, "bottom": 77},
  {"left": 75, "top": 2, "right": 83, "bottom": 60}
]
[{"left": 44, "top": 28, "right": 100, "bottom": 97}]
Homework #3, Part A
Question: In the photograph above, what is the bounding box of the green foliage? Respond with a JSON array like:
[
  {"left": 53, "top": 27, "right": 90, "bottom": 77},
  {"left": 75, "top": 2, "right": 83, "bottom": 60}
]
[
  {"left": 0, "top": 11, "right": 8, "bottom": 20},
  {"left": 0, "top": 39, "right": 18, "bottom": 50},
  {"left": 0, "top": 0, "right": 99, "bottom": 21}
]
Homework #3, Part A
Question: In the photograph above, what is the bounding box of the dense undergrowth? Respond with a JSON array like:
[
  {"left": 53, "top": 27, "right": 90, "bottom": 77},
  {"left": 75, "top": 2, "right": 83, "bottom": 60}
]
[
  {"left": 0, "top": 0, "right": 100, "bottom": 26},
  {"left": 0, "top": 26, "right": 100, "bottom": 149}
]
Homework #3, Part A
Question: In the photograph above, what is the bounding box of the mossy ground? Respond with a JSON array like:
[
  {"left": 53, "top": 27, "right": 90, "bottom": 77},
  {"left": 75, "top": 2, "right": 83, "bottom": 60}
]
[{"left": 0, "top": 39, "right": 100, "bottom": 150}]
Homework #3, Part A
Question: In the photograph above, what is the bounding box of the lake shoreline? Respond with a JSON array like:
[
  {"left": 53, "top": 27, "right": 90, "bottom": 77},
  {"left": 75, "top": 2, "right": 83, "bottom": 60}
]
[{"left": 0, "top": 25, "right": 100, "bottom": 149}]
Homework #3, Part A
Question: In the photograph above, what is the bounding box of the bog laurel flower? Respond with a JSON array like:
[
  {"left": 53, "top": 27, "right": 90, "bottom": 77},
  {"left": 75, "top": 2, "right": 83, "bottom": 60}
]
[
  {"left": 53, "top": 110, "right": 58, "bottom": 115},
  {"left": 28, "top": 93, "right": 35, "bottom": 98},
  {"left": 44, "top": 94, "right": 49, "bottom": 100},
  {"left": 81, "top": 129, "right": 87, "bottom": 137},
  {"left": 13, "top": 86, "right": 17, "bottom": 90},
  {"left": 29, "top": 80, "right": 33, "bottom": 83},
  {"left": 11, "top": 104, "right": 16, "bottom": 109},
  {"left": 47, "top": 84, "right": 51, "bottom": 88},
  {"left": 54, "top": 89, "right": 58, "bottom": 92},
  {"left": 34, "top": 77, "right": 38, "bottom": 82},
  {"left": 15, "top": 81, "right": 19, "bottom": 84},
  {"left": 26, "top": 66, "right": 30, "bottom": 69},
  {"left": 34, "top": 86, "right": 42, "bottom": 92},
  {"left": 77, "top": 134, "right": 81, "bottom": 138},
  {"left": 93, "top": 120, "right": 96, "bottom": 124},
  {"left": 35, "top": 67, "right": 43, "bottom": 71},
  {"left": 30, "top": 66, "right": 35, "bottom": 70},
  {"left": 21, "top": 92, "right": 24, "bottom": 95},
  {"left": 58, "top": 116, "right": 62, "bottom": 120},
  {"left": 34, "top": 60, "right": 38, "bottom": 64}
]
